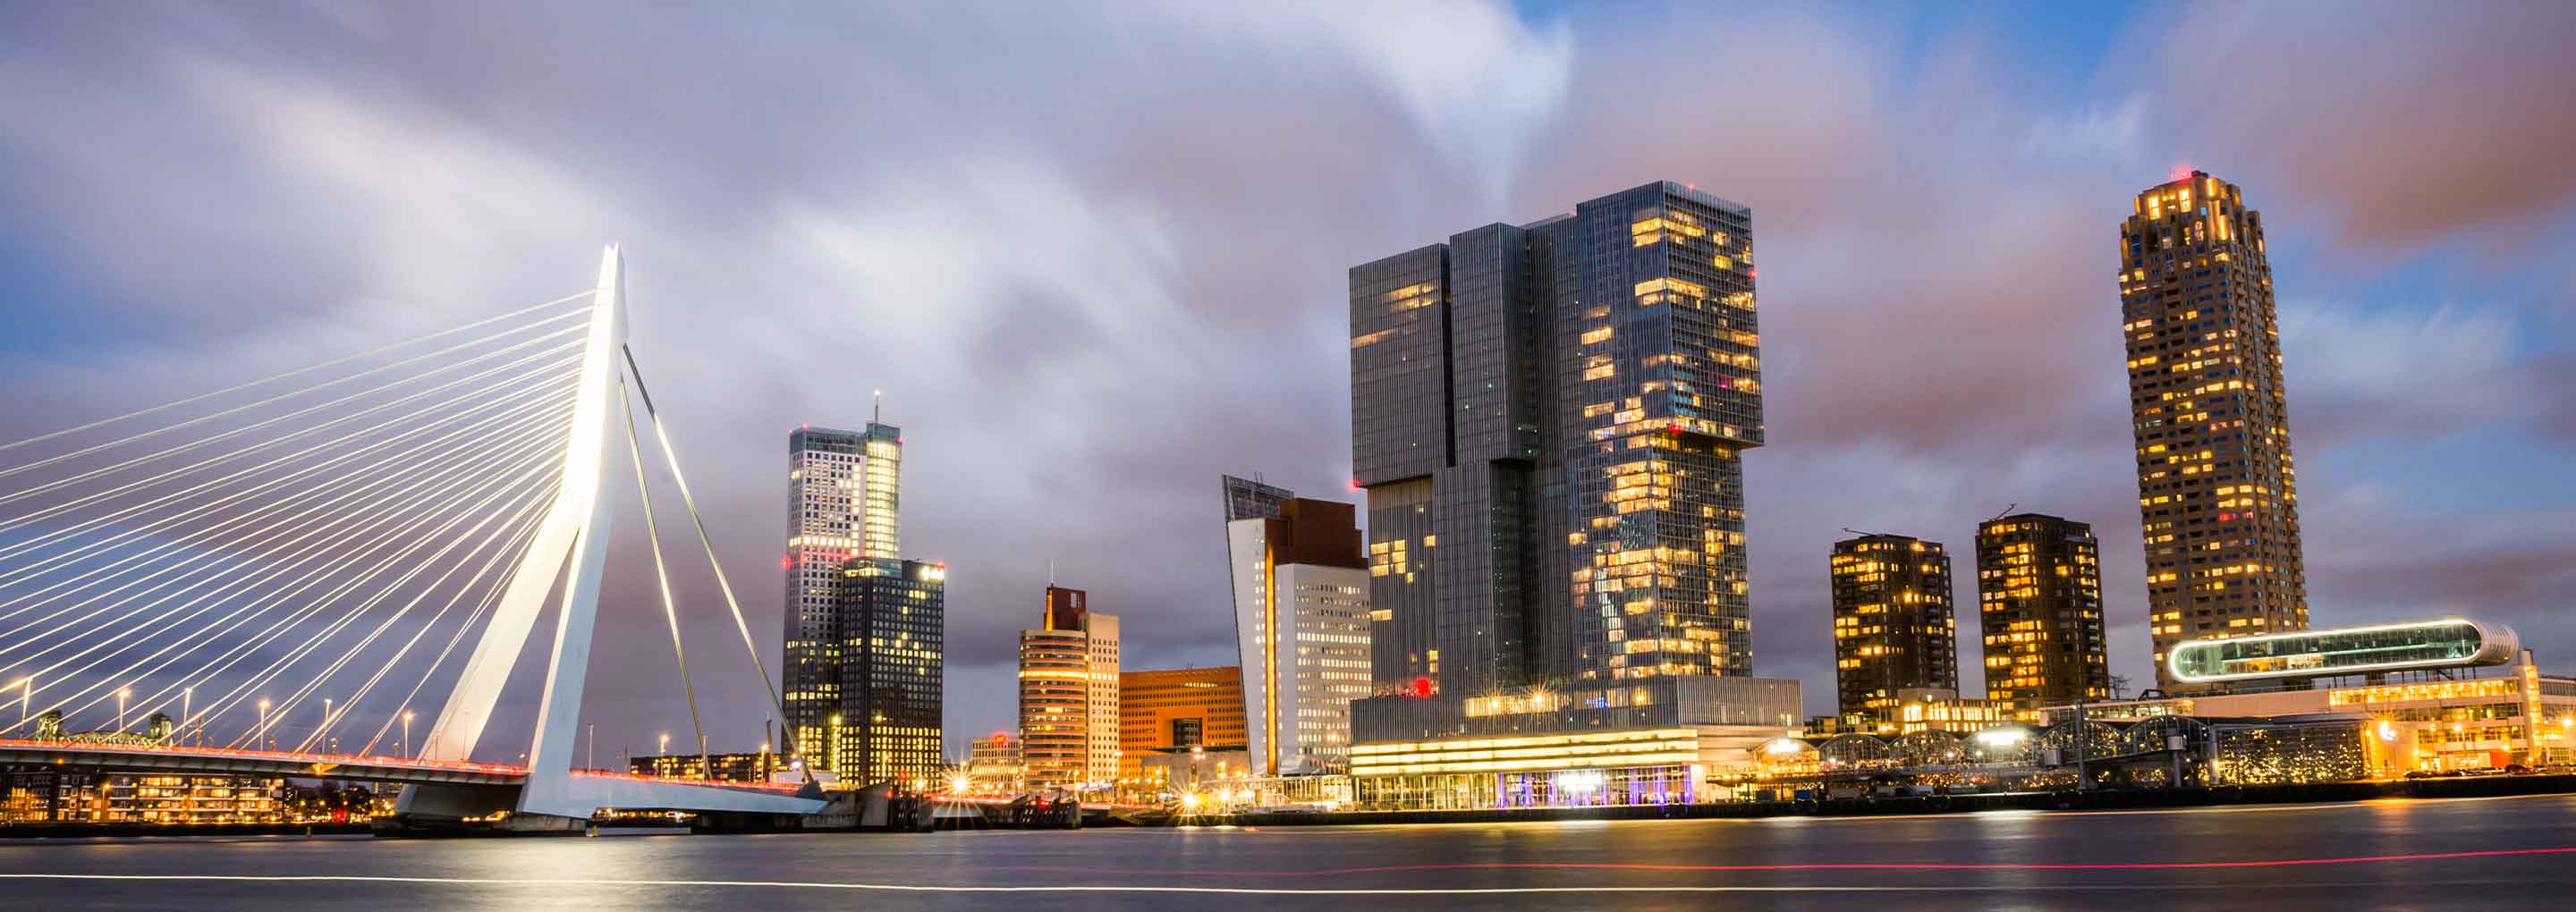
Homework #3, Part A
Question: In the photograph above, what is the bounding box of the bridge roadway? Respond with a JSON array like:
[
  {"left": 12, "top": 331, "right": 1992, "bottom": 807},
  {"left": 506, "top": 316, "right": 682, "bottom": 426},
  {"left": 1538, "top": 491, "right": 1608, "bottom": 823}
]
[{"left": 0, "top": 738, "right": 823, "bottom": 814}]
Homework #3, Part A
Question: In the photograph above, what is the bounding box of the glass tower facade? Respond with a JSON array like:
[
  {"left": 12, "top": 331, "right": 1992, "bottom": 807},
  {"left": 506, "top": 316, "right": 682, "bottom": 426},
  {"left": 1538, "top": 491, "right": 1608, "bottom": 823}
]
[
  {"left": 1830, "top": 535, "right": 1957, "bottom": 725},
  {"left": 1975, "top": 513, "right": 2109, "bottom": 711},
  {"left": 827, "top": 557, "right": 945, "bottom": 788},
  {"left": 2117, "top": 172, "right": 2307, "bottom": 688},
  {"left": 783, "top": 421, "right": 908, "bottom": 773},
  {"left": 1350, "top": 181, "right": 1763, "bottom": 696}
]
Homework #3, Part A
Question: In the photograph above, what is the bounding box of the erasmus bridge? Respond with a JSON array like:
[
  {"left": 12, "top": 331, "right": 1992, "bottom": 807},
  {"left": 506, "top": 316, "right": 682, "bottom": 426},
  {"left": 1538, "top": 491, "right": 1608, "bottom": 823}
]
[{"left": 0, "top": 248, "right": 825, "bottom": 827}]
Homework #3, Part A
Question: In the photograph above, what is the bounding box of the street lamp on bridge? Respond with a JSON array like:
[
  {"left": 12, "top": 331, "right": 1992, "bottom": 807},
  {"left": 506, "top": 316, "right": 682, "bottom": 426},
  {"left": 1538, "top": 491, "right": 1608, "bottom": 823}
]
[
  {"left": 402, "top": 711, "right": 413, "bottom": 760},
  {"left": 182, "top": 687, "right": 193, "bottom": 747},
  {"left": 117, "top": 687, "right": 130, "bottom": 733},
  {"left": 256, "top": 697, "right": 270, "bottom": 751}
]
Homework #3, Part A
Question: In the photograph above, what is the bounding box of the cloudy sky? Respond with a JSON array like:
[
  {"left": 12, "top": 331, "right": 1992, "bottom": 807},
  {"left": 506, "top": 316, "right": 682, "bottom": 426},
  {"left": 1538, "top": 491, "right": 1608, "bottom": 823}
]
[{"left": 3, "top": 1, "right": 2572, "bottom": 759}]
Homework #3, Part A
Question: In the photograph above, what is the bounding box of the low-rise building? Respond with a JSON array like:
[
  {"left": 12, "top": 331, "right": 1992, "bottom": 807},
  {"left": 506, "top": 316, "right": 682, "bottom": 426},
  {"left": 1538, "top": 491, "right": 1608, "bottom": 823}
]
[
  {"left": 1347, "top": 675, "right": 1801, "bottom": 810},
  {"left": 629, "top": 751, "right": 779, "bottom": 783},
  {"left": 2038, "top": 619, "right": 2574, "bottom": 773},
  {"left": 3, "top": 769, "right": 284, "bottom": 824}
]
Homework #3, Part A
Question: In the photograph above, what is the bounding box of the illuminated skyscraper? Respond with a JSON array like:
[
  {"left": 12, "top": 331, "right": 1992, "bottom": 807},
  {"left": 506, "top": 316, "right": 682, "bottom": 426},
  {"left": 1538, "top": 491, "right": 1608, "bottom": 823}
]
[
  {"left": 783, "top": 415, "right": 906, "bottom": 771},
  {"left": 823, "top": 557, "right": 945, "bottom": 788},
  {"left": 1829, "top": 534, "right": 1956, "bottom": 726},
  {"left": 1350, "top": 181, "right": 1761, "bottom": 694},
  {"left": 2117, "top": 172, "right": 2307, "bottom": 688},
  {"left": 1975, "top": 513, "right": 2109, "bottom": 711},
  {"left": 1017, "top": 587, "right": 1120, "bottom": 790},
  {"left": 1226, "top": 496, "right": 1370, "bottom": 774}
]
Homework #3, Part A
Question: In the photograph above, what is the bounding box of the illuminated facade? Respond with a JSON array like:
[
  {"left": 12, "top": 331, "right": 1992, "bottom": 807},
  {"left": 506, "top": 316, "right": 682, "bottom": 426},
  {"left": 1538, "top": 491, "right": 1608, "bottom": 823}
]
[
  {"left": 1349, "top": 181, "right": 1762, "bottom": 695},
  {"left": 1975, "top": 513, "right": 2109, "bottom": 712},
  {"left": 2117, "top": 172, "right": 2307, "bottom": 688},
  {"left": 1119, "top": 666, "right": 1247, "bottom": 781},
  {"left": 1348, "top": 675, "right": 1800, "bottom": 810},
  {"left": 963, "top": 732, "right": 1021, "bottom": 794},
  {"left": 818, "top": 557, "right": 945, "bottom": 789},
  {"left": 629, "top": 751, "right": 776, "bottom": 784},
  {"left": 2, "top": 770, "right": 284, "bottom": 824},
  {"left": 2042, "top": 625, "right": 2573, "bottom": 773},
  {"left": 1227, "top": 497, "right": 1371, "bottom": 774},
  {"left": 1017, "top": 587, "right": 1119, "bottom": 790},
  {"left": 1830, "top": 535, "right": 1956, "bottom": 727},
  {"left": 782, "top": 421, "right": 903, "bottom": 764}
]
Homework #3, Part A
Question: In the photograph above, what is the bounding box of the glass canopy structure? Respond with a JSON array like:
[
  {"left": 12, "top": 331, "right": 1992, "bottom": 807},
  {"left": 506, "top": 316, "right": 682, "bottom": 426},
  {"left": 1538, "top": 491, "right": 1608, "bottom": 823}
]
[{"left": 2166, "top": 619, "right": 2517, "bottom": 683}]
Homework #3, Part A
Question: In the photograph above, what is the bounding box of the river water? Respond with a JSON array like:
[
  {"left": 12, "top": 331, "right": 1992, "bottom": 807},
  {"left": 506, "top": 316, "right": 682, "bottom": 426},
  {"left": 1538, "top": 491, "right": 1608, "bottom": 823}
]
[{"left": 5, "top": 793, "right": 2573, "bottom": 910}]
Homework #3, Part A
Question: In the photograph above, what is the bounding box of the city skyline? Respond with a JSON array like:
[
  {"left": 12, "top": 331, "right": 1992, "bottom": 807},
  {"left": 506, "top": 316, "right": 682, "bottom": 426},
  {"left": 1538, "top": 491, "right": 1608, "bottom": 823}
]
[{"left": 2, "top": 4, "right": 2572, "bottom": 757}]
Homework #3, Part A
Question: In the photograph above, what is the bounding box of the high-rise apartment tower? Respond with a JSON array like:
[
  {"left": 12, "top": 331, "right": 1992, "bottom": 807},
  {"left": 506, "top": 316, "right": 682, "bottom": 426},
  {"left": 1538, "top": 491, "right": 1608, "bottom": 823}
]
[
  {"left": 1829, "top": 534, "right": 1957, "bottom": 725},
  {"left": 2118, "top": 172, "right": 2307, "bottom": 688},
  {"left": 1975, "top": 514, "right": 2109, "bottom": 711}
]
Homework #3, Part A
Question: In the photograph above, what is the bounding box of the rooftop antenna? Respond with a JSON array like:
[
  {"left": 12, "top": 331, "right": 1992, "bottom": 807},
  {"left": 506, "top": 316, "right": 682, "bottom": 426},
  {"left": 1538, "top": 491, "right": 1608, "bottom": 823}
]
[
  {"left": 1987, "top": 502, "right": 2019, "bottom": 522},
  {"left": 872, "top": 390, "right": 882, "bottom": 425},
  {"left": 1047, "top": 559, "right": 1056, "bottom": 587},
  {"left": 1840, "top": 528, "right": 1896, "bottom": 538}
]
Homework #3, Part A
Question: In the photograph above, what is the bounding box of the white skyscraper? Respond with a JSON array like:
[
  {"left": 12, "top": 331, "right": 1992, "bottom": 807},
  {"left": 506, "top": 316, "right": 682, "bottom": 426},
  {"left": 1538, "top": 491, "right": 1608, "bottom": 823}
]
[{"left": 1227, "top": 495, "right": 1371, "bottom": 775}]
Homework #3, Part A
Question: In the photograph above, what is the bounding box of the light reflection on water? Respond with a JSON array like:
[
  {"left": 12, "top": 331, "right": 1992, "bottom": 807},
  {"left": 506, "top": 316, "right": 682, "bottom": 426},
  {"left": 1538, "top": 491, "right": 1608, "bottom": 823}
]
[{"left": 0, "top": 794, "right": 2570, "bottom": 911}]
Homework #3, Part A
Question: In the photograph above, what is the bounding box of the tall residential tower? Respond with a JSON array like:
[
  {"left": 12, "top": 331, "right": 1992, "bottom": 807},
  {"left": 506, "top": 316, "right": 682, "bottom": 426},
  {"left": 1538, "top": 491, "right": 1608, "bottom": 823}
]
[
  {"left": 1829, "top": 535, "right": 1957, "bottom": 726},
  {"left": 1350, "top": 181, "right": 1763, "bottom": 695},
  {"left": 1975, "top": 513, "right": 2109, "bottom": 711},
  {"left": 2117, "top": 172, "right": 2307, "bottom": 688}
]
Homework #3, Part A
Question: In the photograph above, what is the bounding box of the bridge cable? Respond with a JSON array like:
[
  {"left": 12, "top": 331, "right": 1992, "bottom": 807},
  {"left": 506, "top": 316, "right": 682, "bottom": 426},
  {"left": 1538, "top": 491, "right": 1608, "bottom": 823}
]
[
  {"left": 0, "top": 376, "right": 577, "bottom": 637},
  {"left": 4, "top": 425, "right": 569, "bottom": 737},
  {"left": 279, "top": 481, "right": 564, "bottom": 754},
  {"left": 194, "top": 453, "right": 566, "bottom": 750},
  {"left": 0, "top": 308, "right": 589, "bottom": 486},
  {"left": 0, "top": 330, "right": 584, "bottom": 513},
  {"left": 618, "top": 370, "right": 712, "bottom": 776},
  {"left": 0, "top": 396, "right": 573, "bottom": 690},
  {"left": 319, "top": 488, "right": 554, "bottom": 756},
  {"left": 0, "top": 357, "right": 580, "bottom": 572},
  {"left": 25, "top": 416, "right": 571, "bottom": 725},
  {"left": 353, "top": 497, "right": 552, "bottom": 759},
  {"left": 0, "top": 394, "right": 576, "bottom": 706},
  {"left": 619, "top": 346, "right": 804, "bottom": 781},
  {"left": 0, "top": 291, "right": 590, "bottom": 457},
  {"left": 0, "top": 342, "right": 583, "bottom": 542}
]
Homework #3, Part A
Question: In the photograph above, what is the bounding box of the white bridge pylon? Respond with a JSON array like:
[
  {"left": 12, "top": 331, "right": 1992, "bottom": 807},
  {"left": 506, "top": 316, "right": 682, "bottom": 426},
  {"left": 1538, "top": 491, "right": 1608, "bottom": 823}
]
[{"left": 405, "top": 246, "right": 819, "bottom": 820}]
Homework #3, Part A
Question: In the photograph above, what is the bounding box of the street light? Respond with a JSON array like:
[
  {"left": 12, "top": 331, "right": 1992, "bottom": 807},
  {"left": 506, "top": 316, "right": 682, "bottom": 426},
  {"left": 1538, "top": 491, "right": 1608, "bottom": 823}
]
[
  {"left": 402, "top": 711, "right": 414, "bottom": 760},
  {"left": 182, "top": 688, "right": 193, "bottom": 747},
  {"left": 257, "top": 697, "right": 271, "bottom": 751},
  {"left": 659, "top": 731, "right": 670, "bottom": 759},
  {"left": 321, "top": 697, "right": 334, "bottom": 754},
  {"left": 117, "top": 688, "right": 131, "bottom": 733}
]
